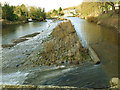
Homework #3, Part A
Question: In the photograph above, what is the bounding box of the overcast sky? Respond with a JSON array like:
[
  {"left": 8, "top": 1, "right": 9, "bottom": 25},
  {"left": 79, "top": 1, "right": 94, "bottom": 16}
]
[{"left": 0, "top": 0, "right": 83, "bottom": 12}]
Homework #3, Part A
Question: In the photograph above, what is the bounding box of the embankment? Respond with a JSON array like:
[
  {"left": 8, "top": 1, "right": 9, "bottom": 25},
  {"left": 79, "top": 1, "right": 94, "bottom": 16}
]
[
  {"left": 81, "top": 11, "right": 120, "bottom": 32},
  {"left": 2, "top": 20, "right": 28, "bottom": 26},
  {"left": 2, "top": 19, "right": 47, "bottom": 26}
]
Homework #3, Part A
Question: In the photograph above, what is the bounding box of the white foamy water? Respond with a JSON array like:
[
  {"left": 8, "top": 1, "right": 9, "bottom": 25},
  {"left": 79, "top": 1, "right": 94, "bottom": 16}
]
[
  {"left": 42, "top": 67, "right": 75, "bottom": 79},
  {"left": 2, "top": 71, "right": 29, "bottom": 85}
]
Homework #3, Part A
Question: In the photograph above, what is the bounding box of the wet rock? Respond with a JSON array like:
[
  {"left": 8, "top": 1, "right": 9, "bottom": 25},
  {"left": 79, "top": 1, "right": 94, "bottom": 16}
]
[
  {"left": 95, "top": 61, "right": 101, "bottom": 65},
  {"left": 97, "top": 21, "right": 101, "bottom": 25},
  {"left": 2, "top": 44, "right": 16, "bottom": 48},
  {"left": 13, "top": 38, "right": 29, "bottom": 44},
  {"left": 16, "top": 63, "right": 21, "bottom": 67},
  {"left": 20, "top": 32, "right": 40, "bottom": 38},
  {"left": 88, "top": 46, "right": 100, "bottom": 64}
]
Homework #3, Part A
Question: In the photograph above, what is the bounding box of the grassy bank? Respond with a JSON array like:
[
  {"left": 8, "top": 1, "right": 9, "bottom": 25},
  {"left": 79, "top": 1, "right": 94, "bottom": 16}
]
[
  {"left": 2, "top": 20, "right": 28, "bottom": 26},
  {"left": 2, "top": 18, "right": 47, "bottom": 26},
  {"left": 97, "top": 11, "right": 119, "bottom": 30},
  {"left": 84, "top": 11, "right": 119, "bottom": 31},
  {"left": 74, "top": 2, "right": 119, "bottom": 31}
]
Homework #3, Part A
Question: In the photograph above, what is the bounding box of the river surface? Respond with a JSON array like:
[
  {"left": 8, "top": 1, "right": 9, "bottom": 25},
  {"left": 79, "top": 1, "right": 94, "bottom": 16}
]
[
  {"left": 66, "top": 17, "right": 119, "bottom": 78},
  {"left": 2, "top": 19, "right": 59, "bottom": 44},
  {"left": 2, "top": 17, "right": 119, "bottom": 88}
]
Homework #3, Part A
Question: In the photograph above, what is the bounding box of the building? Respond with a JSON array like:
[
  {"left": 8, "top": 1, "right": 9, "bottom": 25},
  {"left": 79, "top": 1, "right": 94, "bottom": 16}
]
[{"left": 63, "top": 9, "right": 76, "bottom": 17}]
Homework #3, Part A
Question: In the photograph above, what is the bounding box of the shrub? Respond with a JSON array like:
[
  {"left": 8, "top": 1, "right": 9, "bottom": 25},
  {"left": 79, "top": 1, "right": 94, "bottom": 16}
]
[{"left": 45, "top": 40, "right": 54, "bottom": 53}]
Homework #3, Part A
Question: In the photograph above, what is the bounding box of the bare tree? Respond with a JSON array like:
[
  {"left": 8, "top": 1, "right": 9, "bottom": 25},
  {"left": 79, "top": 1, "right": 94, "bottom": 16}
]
[{"left": 106, "top": 2, "right": 115, "bottom": 12}]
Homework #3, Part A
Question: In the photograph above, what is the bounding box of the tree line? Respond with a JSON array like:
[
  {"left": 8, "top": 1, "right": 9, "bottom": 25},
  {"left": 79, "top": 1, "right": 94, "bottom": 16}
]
[
  {"left": 47, "top": 7, "right": 64, "bottom": 17},
  {"left": 1, "top": 3, "right": 46, "bottom": 21},
  {"left": 101, "top": 2, "right": 120, "bottom": 14}
]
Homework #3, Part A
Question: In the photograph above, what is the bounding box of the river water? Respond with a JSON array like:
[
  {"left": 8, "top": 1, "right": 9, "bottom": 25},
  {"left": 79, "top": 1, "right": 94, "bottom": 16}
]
[
  {"left": 66, "top": 17, "right": 119, "bottom": 78},
  {"left": 2, "top": 19, "right": 60, "bottom": 44},
  {"left": 2, "top": 17, "right": 119, "bottom": 88}
]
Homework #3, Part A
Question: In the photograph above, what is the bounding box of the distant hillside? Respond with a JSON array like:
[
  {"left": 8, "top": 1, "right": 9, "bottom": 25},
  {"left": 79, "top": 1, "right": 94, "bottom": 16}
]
[
  {"left": 80, "top": 2, "right": 102, "bottom": 17},
  {"left": 63, "top": 5, "right": 81, "bottom": 13}
]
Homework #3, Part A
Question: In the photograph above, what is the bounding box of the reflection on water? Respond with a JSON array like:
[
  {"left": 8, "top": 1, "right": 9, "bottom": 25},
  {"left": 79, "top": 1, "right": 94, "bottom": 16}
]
[
  {"left": 67, "top": 17, "right": 119, "bottom": 78},
  {"left": 2, "top": 20, "right": 54, "bottom": 44},
  {"left": 66, "top": 17, "right": 118, "bottom": 46}
]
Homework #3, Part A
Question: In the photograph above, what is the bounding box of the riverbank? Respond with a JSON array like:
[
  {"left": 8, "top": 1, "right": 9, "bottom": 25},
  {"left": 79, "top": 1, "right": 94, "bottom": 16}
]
[
  {"left": 2, "top": 20, "right": 28, "bottom": 26},
  {"left": 1, "top": 19, "right": 47, "bottom": 26},
  {"left": 80, "top": 11, "right": 120, "bottom": 32}
]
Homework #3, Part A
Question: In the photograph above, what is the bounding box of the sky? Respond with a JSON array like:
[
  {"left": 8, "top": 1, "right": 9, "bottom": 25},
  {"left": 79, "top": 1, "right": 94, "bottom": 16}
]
[{"left": 0, "top": 0, "right": 83, "bottom": 12}]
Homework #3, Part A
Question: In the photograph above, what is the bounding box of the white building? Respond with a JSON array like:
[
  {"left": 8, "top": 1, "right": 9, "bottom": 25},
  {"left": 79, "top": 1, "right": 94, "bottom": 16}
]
[{"left": 63, "top": 9, "right": 76, "bottom": 17}]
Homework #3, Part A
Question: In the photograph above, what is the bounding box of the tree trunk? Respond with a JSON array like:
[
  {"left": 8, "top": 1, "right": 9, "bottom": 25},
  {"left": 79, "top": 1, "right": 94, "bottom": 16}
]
[
  {"left": 105, "top": 7, "right": 108, "bottom": 13},
  {"left": 101, "top": 7, "right": 104, "bottom": 14},
  {"left": 105, "top": 3, "right": 108, "bottom": 13},
  {"left": 119, "top": 6, "right": 120, "bottom": 13},
  {"left": 119, "top": 2, "right": 120, "bottom": 13},
  {"left": 112, "top": 6, "right": 115, "bottom": 12}
]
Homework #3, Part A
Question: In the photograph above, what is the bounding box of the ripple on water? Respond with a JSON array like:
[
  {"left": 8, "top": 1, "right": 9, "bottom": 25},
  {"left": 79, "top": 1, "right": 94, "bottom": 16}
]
[{"left": 2, "top": 71, "right": 29, "bottom": 85}]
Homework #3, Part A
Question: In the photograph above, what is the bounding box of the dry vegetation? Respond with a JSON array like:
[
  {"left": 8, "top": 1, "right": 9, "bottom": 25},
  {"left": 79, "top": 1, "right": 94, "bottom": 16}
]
[
  {"left": 79, "top": 2, "right": 101, "bottom": 17},
  {"left": 30, "top": 20, "right": 91, "bottom": 66},
  {"left": 97, "top": 11, "right": 120, "bottom": 30}
]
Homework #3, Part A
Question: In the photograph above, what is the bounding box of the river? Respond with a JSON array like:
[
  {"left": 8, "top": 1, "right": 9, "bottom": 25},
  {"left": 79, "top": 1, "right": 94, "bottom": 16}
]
[
  {"left": 2, "top": 19, "right": 60, "bottom": 44},
  {"left": 66, "top": 17, "right": 119, "bottom": 78},
  {"left": 2, "top": 17, "right": 119, "bottom": 88}
]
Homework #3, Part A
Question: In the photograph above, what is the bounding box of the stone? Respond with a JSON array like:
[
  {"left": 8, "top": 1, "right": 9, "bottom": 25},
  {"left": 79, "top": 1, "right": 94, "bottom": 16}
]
[
  {"left": 97, "top": 21, "right": 101, "bottom": 25},
  {"left": 88, "top": 46, "right": 101, "bottom": 64},
  {"left": 110, "top": 77, "right": 119, "bottom": 88}
]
